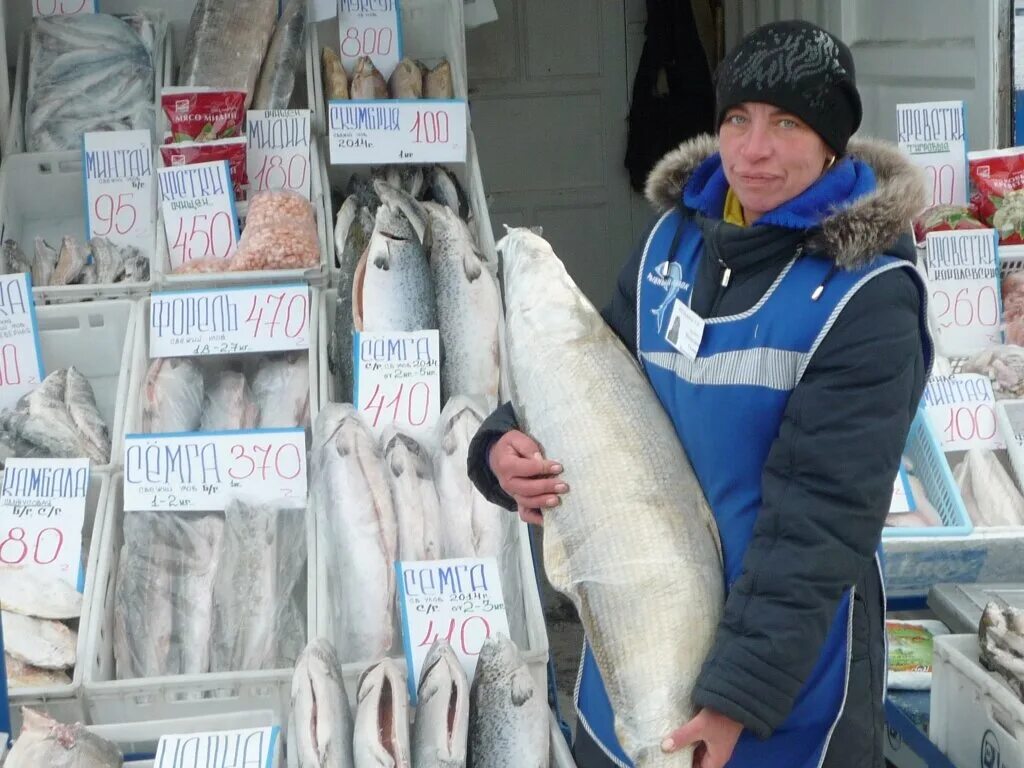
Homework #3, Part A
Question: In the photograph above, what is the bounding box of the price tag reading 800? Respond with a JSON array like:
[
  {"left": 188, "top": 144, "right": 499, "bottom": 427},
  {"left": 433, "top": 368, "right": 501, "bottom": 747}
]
[
  {"left": 337, "top": 0, "right": 401, "bottom": 76},
  {"left": 33, "top": 0, "right": 95, "bottom": 16},
  {"left": 340, "top": 25, "right": 396, "bottom": 59}
]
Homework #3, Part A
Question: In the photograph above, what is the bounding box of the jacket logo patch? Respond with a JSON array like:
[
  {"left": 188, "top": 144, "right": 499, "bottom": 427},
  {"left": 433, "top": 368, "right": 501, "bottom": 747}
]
[{"left": 648, "top": 261, "right": 690, "bottom": 332}]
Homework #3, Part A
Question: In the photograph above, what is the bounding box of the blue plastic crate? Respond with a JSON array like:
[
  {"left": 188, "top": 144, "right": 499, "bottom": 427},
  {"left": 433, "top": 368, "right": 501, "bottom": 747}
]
[{"left": 883, "top": 409, "right": 973, "bottom": 539}]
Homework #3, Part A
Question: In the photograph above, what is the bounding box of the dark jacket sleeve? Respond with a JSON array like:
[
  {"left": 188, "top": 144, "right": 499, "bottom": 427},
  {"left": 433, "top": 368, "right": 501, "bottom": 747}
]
[{"left": 691, "top": 267, "right": 928, "bottom": 738}]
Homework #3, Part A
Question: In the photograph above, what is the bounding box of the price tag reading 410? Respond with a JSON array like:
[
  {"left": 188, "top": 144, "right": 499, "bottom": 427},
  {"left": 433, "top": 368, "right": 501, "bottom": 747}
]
[
  {"left": 158, "top": 160, "right": 240, "bottom": 272},
  {"left": 83, "top": 130, "right": 155, "bottom": 257},
  {"left": 923, "top": 373, "right": 1004, "bottom": 452},
  {"left": 924, "top": 229, "right": 1002, "bottom": 358},
  {"left": 149, "top": 284, "right": 310, "bottom": 358},
  {"left": 337, "top": 0, "right": 403, "bottom": 78},
  {"left": 355, "top": 330, "right": 440, "bottom": 442}
]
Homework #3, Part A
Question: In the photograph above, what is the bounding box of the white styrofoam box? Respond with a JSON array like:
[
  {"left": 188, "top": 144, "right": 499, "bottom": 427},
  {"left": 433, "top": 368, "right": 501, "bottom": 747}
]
[
  {"left": 122, "top": 292, "right": 321, "bottom": 439},
  {"left": 0, "top": 152, "right": 158, "bottom": 302},
  {"left": 4, "top": 470, "right": 110, "bottom": 736},
  {"left": 154, "top": 140, "right": 331, "bottom": 289},
  {"left": 931, "top": 634, "right": 1024, "bottom": 768},
  {"left": 82, "top": 476, "right": 313, "bottom": 726},
  {"left": 310, "top": 0, "right": 469, "bottom": 140},
  {"left": 33, "top": 299, "right": 138, "bottom": 473},
  {"left": 4, "top": 19, "right": 173, "bottom": 158}
]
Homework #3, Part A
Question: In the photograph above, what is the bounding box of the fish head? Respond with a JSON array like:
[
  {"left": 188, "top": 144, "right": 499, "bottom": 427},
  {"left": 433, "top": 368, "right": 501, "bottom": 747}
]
[
  {"left": 374, "top": 180, "right": 431, "bottom": 246},
  {"left": 382, "top": 427, "right": 429, "bottom": 478},
  {"left": 436, "top": 395, "right": 486, "bottom": 455},
  {"left": 474, "top": 633, "right": 523, "bottom": 682},
  {"left": 313, "top": 403, "right": 357, "bottom": 451}
]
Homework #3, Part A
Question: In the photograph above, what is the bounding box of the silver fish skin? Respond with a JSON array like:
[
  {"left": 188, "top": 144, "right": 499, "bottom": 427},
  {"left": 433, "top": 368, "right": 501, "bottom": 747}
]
[
  {"left": 373, "top": 180, "right": 430, "bottom": 244},
  {"left": 252, "top": 354, "right": 310, "bottom": 428},
  {"left": 7, "top": 708, "right": 122, "bottom": 768},
  {"left": 32, "top": 237, "right": 59, "bottom": 287},
  {"left": 467, "top": 634, "right": 547, "bottom": 768},
  {"left": 426, "top": 166, "right": 470, "bottom": 220},
  {"left": 2, "top": 611, "right": 76, "bottom": 670},
  {"left": 1, "top": 369, "right": 97, "bottom": 461},
  {"left": 332, "top": 202, "right": 374, "bottom": 402},
  {"left": 498, "top": 227, "right": 724, "bottom": 767},
  {"left": 51, "top": 236, "right": 88, "bottom": 285},
  {"left": 413, "top": 639, "right": 469, "bottom": 768},
  {"left": 6, "top": 654, "right": 72, "bottom": 688},
  {"left": 201, "top": 369, "right": 260, "bottom": 430},
  {"left": 382, "top": 427, "right": 443, "bottom": 561},
  {"left": 90, "top": 237, "right": 126, "bottom": 284},
  {"left": 174, "top": 513, "right": 224, "bottom": 675},
  {"left": 291, "top": 638, "right": 355, "bottom": 768},
  {"left": 65, "top": 365, "right": 111, "bottom": 463},
  {"left": 349, "top": 56, "right": 388, "bottom": 99},
  {"left": 353, "top": 659, "right": 412, "bottom": 768},
  {"left": 0, "top": 565, "right": 82, "bottom": 619},
  {"left": 253, "top": 0, "right": 307, "bottom": 110},
  {"left": 141, "top": 358, "right": 204, "bottom": 433},
  {"left": 312, "top": 405, "right": 397, "bottom": 664},
  {"left": 425, "top": 202, "right": 500, "bottom": 410}
]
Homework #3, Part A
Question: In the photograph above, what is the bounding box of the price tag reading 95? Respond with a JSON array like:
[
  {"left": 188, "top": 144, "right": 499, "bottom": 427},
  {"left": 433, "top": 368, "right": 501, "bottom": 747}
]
[
  {"left": 149, "top": 284, "right": 310, "bottom": 358},
  {"left": 897, "top": 100, "right": 968, "bottom": 207},
  {"left": 354, "top": 330, "right": 440, "bottom": 442},
  {"left": 157, "top": 160, "right": 240, "bottom": 271},
  {"left": 247, "top": 110, "right": 312, "bottom": 200},
  {"left": 924, "top": 229, "right": 1002, "bottom": 358},
  {"left": 83, "top": 130, "right": 155, "bottom": 257},
  {"left": 33, "top": 0, "right": 96, "bottom": 16},
  {"left": 337, "top": 0, "right": 402, "bottom": 78},
  {"left": 123, "top": 429, "right": 308, "bottom": 512},
  {"left": 329, "top": 100, "right": 467, "bottom": 165},
  {"left": 923, "top": 373, "right": 1004, "bottom": 452}
]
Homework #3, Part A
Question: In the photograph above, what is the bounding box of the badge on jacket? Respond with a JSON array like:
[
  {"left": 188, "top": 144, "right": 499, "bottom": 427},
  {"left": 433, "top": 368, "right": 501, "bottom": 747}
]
[{"left": 665, "top": 298, "right": 704, "bottom": 360}]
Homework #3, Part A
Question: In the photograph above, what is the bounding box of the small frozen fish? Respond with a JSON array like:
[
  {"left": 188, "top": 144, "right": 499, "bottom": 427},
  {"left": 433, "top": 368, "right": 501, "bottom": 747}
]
[
  {"left": 353, "top": 659, "right": 412, "bottom": 768},
  {"left": 412, "top": 639, "right": 469, "bottom": 768},
  {"left": 121, "top": 246, "right": 150, "bottom": 283},
  {"left": 201, "top": 370, "right": 259, "bottom": 431},
  {"left": 350, "top": 56, "right": 388, "bottom": 99},
  {"left": 91, "top": 237, "right": 127, "bottom": 284},
  {"left": 141, "top": 358, "right": 205, "bottom": 433},
  {"left": 322, "top": 45, "right": 350, "bottom": 100},
  {"left": 32, "top": 237, "right": 59, "bottom": 287},
  {"left": 6, "top": 655, "right": 72, "bottom": 688},
  {"left": 953, "top": 449, "right": 1024, "bottom": 527},
  {"left": 51, "top": 236, "right": 88, "bottom": 286},
  {"left": 252, "top": 354, "right": 310, "bottom": 428},
  {"left": 2, "top": 611, "right": 77, "bottom": 670},
  {"left": 0, "top": 566, "right": 82, "bottom": 620},
  {"left": 65, "top": 365, "right": 111, "bottom": 463},
  {"left": 78, "top": 263, "right": 98, "bottom": 285},
  {"left": 424, "top": 58, "right": 454, "bottom": 99},
  {"left": 291, "top": 638, "right": 355, "bottom": 768},
  {"left": 389, "top": 57, "right": 424, "bottom": 99},
  {"left": 6, "top": 708, "right": 122, "bottom": 767},
  {"left": 3, "top": 239, "right": 32, "bottom": 274}
]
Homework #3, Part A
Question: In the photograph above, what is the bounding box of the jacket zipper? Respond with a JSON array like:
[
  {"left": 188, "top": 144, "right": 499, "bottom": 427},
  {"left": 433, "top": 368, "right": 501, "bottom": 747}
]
[{"left": 707, "top": 221, "right": 729, "bottom": 317}]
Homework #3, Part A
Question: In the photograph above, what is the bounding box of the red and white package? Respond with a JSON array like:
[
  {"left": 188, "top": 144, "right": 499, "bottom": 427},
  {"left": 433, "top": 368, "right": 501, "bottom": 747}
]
[
  {"left": 160, "top": 137, "right": 248, "bottom": 200},
  {"left": 913, "top": 204, "right": 987, "bottom": 245},
  {"left": 161, "top": 87, "right": 246, "bottom": 143},
  {"left": 969, "top": 147, "right": 1024, "bottom": 245}
]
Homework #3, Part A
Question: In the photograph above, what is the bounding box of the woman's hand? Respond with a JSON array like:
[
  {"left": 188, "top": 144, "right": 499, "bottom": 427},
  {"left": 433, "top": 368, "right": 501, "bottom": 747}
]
[
  {"left": 662, "top": 708, "right": 743, "bottom": 768},
  {"left": 488, "top": 430, "right": 568, "bottom": 525}
]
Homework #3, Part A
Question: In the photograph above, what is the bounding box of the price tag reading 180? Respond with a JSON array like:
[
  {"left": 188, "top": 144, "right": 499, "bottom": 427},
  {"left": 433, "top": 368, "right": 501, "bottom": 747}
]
[
  {"left": 247, "top": 110, "right": 312, "bottom": 199},
  {"left": 923, "top": 373, "right": 1004, "bottom": 452},
  {"left": 157, "top": 160, "right": 240, "bottom": 271},
  {"left": 337, "top": 0, "right": 402, "bottom": 78},
  {"left": 149, "top": 284, "right": 310, "bottom": 358},
  {"left": 328, "top": 100, "right": 467, "bottom": 165},
  {"left": 33, "top": 0, "right": 96, "bottom": 16}
]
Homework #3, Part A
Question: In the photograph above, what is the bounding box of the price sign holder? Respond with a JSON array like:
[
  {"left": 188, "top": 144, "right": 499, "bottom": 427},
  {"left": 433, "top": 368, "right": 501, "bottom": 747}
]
[
  {"left": 328, "top": 99, "right": 467, "bottom": 165},
  {"left": 354, "top": 330, "right": 440, "bottom": 442},
  {"left": 0, "top": 274, "right": 46, "bottom": 412},
  {"left": 396, "top": 557, "right": 509, "bottom": 703},
  {"left": 897, "top": 100, "right": 968, "bottom": 207},
  {"left": 889, "top": 467, "right": 916, "bottom": 515},
  {"left": 338, "top": 0, "right": 403, "bottom": 79},
  {"left": 157, "top": 160, "right": 240, "bottom": 272},
  {"left": 154, "top": 725, "right": 280, "bottom": 768},
  {"left": 923, "top": 229, "right": 1002, "bottom": 357},
  {"left": 0, "top": 458, "right": 90, "bottom": 590},
  {"left": 83, "top": 130, "right": 155, "bottom": 256},
  {"left": 149, "top": 284, "right": 311, "bottom": 358},
  {"left": 246, "top": 110, "right": 312, "bottom": 199},
  {"left": 923, "top": 373, "right": 1004, "bottom": 452},
  {"left": 123, "top": 429, "right": 308, "bottom": 512},
  {"left": 33, "top": 0, "right": 96, "bottom": 16}
]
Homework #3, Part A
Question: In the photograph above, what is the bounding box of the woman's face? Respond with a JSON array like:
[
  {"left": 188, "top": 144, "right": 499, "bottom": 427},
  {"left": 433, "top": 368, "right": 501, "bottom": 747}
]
[{"left": 718, "top": 102, "right": 833, "bottom": 222}]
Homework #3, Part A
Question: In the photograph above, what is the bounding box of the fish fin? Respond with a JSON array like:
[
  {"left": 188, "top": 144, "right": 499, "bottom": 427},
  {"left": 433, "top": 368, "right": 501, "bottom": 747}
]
[
  {"left": 418, "top": 679, "right": 440, "bottom": 706},
  {"left": 374, "top": 240, "right": 391, "bottom": 271},
  {"left": 388, "top": 446, "right": 405, "bottom": 477},
  {"left": 440, "top": 425, "right": 459, "bottom": 456},
  {"left": 462, "top": 244, "right": 484, "bottom": 282},
  {"left": 510, "top": 667, "right": 534, "bottom": 706}
]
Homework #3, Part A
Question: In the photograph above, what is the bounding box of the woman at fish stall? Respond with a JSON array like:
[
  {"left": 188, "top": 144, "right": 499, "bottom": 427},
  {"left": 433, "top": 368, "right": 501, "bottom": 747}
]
[{"left": 468, "top": 20, "right": 932, "bottom": 768}]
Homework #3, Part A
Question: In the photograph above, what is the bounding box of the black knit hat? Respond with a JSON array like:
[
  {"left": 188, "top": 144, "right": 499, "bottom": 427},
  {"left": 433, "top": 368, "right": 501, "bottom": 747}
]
[{"left": 715, "top": 20, "right": 862, "bottom": 155}]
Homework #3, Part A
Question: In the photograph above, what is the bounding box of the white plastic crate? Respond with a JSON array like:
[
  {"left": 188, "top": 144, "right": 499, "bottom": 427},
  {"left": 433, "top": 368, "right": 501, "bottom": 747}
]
[
  {"left": 0, "top": 152, "right": 158, "bottom": 302},
  {"left": 931, "top": 634, "right": 1024, "bottom": 768},
  {"left": 82, "top": 475, "right": 314, "bottom": 726},
  {"left": 4, "top": 470, "right": 110, "bottom": 736},
  {"left": 30, "top": 299, "right": 138, "bottom": 473}
]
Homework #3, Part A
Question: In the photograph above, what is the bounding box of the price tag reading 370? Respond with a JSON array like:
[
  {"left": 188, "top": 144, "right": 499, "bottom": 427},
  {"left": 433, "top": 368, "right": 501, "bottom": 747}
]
[
  {"left": 158, "top": 160, "right": 240, "bottom": 271},
  {"left": 83, "top": 130, "right": 155, "bottom": 256},
  {"left": 149, "top": 284, "right": 310, "bottom": 358}
]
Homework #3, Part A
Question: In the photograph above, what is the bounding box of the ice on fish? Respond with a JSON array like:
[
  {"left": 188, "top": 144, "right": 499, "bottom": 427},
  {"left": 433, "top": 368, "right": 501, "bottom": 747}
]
[
  {"left": 382, "top": 428, "right": 443, "bottom": 561},
  {"left": 6, "top": 655, "right": 71, "bottom": 689},
  {"left": 0, "top": 566, "right": 82, "bottom": 620},
  {"left": 65, "top": 366, "right": 111, "bottom": 463},
  {"left": 413, "top": 639, "right": 469, "bottom": 768},
  {"left": 2, "top": 611, "right": 77, "bottom": 670},
  {"left": 7, "top": 709, "right": 122, "bottom": 767},
  {"left": 121, "top": 246, "right": 150, "bottom": 283},
  {"left": 252, "top": 354, "right": 310, "bottom": 428},
  {"left": 90, "top": 237, "right": 127, "bottom": 284},
  {"left": 141, "top": 358, "right": 204, "bottom": 433},
  {"left": 253, "top": 0, "right": 307, "bottom": 110},
  {"left": 3, "top": 240, "right": 32, "bottom": 274},
  {"left": 201, "top": 369, "right": 259, "bottom": 431}
]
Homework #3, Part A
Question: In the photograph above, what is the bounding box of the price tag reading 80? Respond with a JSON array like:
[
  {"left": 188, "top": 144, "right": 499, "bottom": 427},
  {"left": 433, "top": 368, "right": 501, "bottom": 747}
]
[{"left": 0, "top": 525, "right": 65, "bottom": 568}]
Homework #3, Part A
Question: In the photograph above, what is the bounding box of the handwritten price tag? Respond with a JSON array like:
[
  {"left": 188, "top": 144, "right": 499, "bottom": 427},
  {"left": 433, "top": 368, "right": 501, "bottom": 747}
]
[
  {"left": 123, "top": 429, "right": 307, "bottom": 512},
  {"left": 338, "top": 0, "right": 403, "bottom": 78},
  {"left": 897, "top": 100, "right": 968, "bottom": 207},
  {"left": 328, "top": 100, "right": 467, "bottom": 165},
  {"left": 32, "top": 0, "right": 96, "bottom": 16},
  {"left": 397, "top": 557, "right": 509, "bottom": 702},
  {"left": 924, "top": 229, "right": 1002, "bottom": 357},
  {"left": 247, "top": 110, "right": 312, "bottom": 200},
  {"left": 889, "top": 467, "right": 916, "bottom": 515},
  {"left": 149, "top": 285, "right": 310, "bottom": 358},
  {"left": 83, "top": 130, "right": 155, "bottom": 257},
  {"left": 354, "top": 330, "right": 440, "bottom": 442},
  {"left": 0, "top": 275, "right": 45, "bottom": 412},
  {"left": 157, "top": 160, "right": 240, "bottom": 271},
  {"left": 154, "top": 726, "right": 280, "bottom": 768},
  {"left": 0, "top": 459, "right": 89, "bottom": 590},
  {"left": 923, "top": 373, "right": 1004, "bottom": 452}
]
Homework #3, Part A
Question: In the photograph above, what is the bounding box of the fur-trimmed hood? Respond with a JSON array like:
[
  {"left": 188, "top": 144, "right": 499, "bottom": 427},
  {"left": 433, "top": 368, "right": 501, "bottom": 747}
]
[{"left": 643, "top": 134, "right": 925, "bottom": 270}]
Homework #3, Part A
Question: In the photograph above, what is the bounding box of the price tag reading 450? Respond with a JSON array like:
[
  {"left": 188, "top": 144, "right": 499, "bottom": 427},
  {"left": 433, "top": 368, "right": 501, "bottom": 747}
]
[
  {"left": 123, "top": 429, "right": 307, "bottom": 512},
  {"left": 355, "top": 330, "right": 440, "bottom": 442},
  {"left": 157, "top": 160, "right": 240, "bottom": 272},
  {"left": 923, "top": 373, "right": 1004, "bottom": 452},
  {"left": 329, "top": 100, "right": 467, "bottom": 165},
  {"left": 150, "top": 284, "right": 310, "bottom": 358}
]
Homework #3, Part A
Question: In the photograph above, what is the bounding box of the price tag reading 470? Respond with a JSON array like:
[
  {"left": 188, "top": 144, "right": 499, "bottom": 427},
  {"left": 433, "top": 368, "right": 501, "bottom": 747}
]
[
  {"left": 923, "top": 374, "right": 1004, "bottom": 452},
  {"left": 158, "top": 160, "right": 240, "bottom": 272},
  {"left": 0, "top": 274, "right": 45, "bottom": 412},
  {"left": 355, "top": 330, "right": 440, "bottom": 442},
  {"left": 149, "top": 284, "right": 310, "bottom": 358},
  {"left": 83, "top": 130, "right": 155, "bottom": 256},
  {"left": 329, "top": 101, "right": 467, "bottom": 165},
  {"left": 123, "top": 429, "right": 307, "bottom": 512}
]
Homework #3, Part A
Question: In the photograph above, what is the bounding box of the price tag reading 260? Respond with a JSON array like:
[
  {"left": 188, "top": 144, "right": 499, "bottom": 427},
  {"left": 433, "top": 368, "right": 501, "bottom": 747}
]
[{"left": 157, "top": 160, "right": 240, "bottom": 271}]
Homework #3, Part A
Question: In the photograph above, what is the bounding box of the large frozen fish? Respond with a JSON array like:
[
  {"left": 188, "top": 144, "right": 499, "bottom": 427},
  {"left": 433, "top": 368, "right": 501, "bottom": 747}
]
[
  {"left": 51, "top": 236, "right": 88, "bottom": 286},
  {"left": 252, "top": 354, "right": 310, "bottom": 428},
  {"left": 332, "top": 201, "right": 375, "bottom": 402},
  {"left": 353, "top": 659, "right": 411, "bottom": 768},
  {"left": 389, "top": 57, "right": 424, "bottom": 99},
  {"left": 32, "top": 237, "right": 59, "bottom": 287},
  {"left": 954, "top": 449, "right": 1024, "bottom": 527},
  {"left": 200, "top": 369, "right": 259, "bottom": 431},
  {"left": 65, "top": 365, "right": 111, "bottom": 463},
  {"left": 0, "top": 566, "right": 82, "bottom": 620},
  {"left": 425, "top": 166, "right": 470, "bottom": 220},
  {"left": 179, "top": 0, "right": 278, "bottom": 108},
  {"left": 425, "top": 202, "right": 500, "bottom": 409},
  {"left": 424, "top": 59, "right": 455, "bottom": 99},
  {"left": 412, "top": 639, "right": 469, "bottom": 768},
  {"left": 253, "top": 0, "right": 307, "bottom": 110},
  {"left": 467, "top": 635, "right": 547, "bottom": 768},
  {"left": 313, "top": 405, "right": 397, "bottom": 663},
  {"left": 499, "top": 227, "right": 724, "bottom": 766},
  {"left": 6, "top": 655, "right": 72, "bottom": 688},
  {"left": 349, "top": 56, "right": 388, "bottom": 99},
  {"left": 2, "top": 611, "right": 76, "bottom": 670},
  {"left": 382, "top": 428, "right": 443, "bottom": 561},
  {"left": 174, "top": 513, "right": 224, "bottom": 675},
  {"left": 322, "top": 46, "right": 350, "bottom": 100},
  {"left": 6, "top": 708, "right": 122, "bottom": 767},
  {"left": 141, "top": 358, "right": 204, "bottom": 433},
  {"left": 291, "top": 638, "right": 355, "bottom": 768}
]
